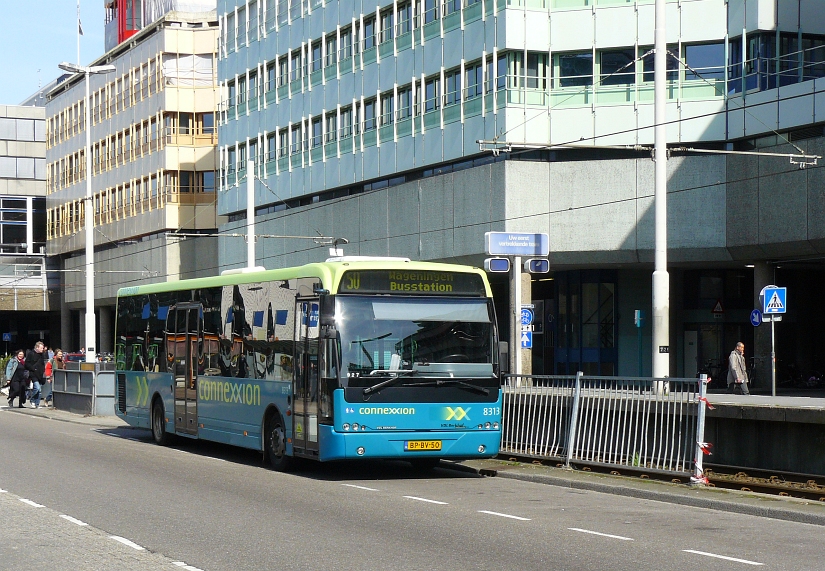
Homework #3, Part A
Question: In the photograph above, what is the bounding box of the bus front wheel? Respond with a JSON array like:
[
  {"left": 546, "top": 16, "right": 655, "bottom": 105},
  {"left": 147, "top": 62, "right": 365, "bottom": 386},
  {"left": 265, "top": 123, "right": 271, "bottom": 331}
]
[
  {"left": 151, "top": 400, "right": 169, "bottom": 446},
  {"left": 265, "top": 412, "right": 295, "bottom": 472}
]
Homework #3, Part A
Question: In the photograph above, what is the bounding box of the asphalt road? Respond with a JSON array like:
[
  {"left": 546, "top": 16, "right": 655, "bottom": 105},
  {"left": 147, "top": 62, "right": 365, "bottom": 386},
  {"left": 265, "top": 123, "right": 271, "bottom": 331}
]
[{"left": 0, "top": 407, "right": 819, "bottom": 571}]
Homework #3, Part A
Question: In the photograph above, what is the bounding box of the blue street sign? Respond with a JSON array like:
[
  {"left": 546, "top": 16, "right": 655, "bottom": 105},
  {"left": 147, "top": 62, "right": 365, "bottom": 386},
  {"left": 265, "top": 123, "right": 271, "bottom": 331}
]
[
  {"left": 750, "top": 309, "right": 762, "bottom": 327},
  {"left": 520, "top": 331, "right": 533, "bottom": 349},
  {"left": 2, "top": 333, "right": 9, "bottom": 342},
  {"left": 484, "top": 257, "right": 510, "bottom": 273},
  {"left": 521, "top": 308, "right": 534, "bottom": 326},
  {"left": 761, "top": 286, "right": 787, "bottom": 314},
  {"left": 524, "top": 258, "right": 550, "bottom": 273},
  {"left": 485, "top": 232, "right": 550, "bottom": 257}
]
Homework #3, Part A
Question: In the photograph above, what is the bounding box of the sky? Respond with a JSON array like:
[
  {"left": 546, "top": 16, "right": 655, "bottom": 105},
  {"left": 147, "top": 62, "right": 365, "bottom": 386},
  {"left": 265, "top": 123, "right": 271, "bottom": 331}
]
[{"left": 0, "top": 0, "right": 106, "bottom": 105}]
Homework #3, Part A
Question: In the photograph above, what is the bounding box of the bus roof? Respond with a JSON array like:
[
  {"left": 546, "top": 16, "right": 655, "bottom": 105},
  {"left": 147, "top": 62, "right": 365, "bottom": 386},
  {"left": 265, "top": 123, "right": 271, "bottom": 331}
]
[{"left": 116, "top": 259, "right": 492, "bottom": 298}]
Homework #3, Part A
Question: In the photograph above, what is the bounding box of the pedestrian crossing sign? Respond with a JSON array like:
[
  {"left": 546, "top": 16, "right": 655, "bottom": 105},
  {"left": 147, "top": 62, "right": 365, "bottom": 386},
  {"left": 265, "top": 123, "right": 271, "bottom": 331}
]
[{"left": 761, "top": 286, "right": 786, "bottom": 314}]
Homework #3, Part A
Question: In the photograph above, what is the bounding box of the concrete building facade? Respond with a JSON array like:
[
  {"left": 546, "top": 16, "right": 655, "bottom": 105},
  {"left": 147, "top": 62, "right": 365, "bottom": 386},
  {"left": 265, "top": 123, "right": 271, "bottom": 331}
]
[
  {"left": 0, "top": 105, "right": 58, "bottom": 352},
  {"left": 46, "top": 10, "right": 222, "bottom": 354},
  {"left": 215, "top": 0, "right": 825, "bottom": 386}
]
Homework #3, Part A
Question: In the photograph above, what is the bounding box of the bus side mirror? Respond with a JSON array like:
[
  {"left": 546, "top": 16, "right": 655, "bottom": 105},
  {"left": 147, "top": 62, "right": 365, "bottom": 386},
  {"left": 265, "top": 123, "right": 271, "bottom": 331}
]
[{"left": 319, "top": 295, "right": 335, "bottom": 327}]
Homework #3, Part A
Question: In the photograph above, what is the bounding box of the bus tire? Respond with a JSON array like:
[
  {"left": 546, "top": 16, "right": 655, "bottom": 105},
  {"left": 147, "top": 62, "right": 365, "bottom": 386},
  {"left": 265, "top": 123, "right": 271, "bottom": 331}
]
[
  {"left": 151, "top": 399, "right": 170, "bottom": 446},
  {"left": 265, "top": 411, "right": 295, "bottom": 472}
]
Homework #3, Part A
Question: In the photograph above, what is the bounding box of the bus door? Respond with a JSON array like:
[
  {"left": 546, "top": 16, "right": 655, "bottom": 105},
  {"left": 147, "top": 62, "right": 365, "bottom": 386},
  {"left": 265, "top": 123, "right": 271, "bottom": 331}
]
[
  {"left": 293, "top": 298, "right": 320, "bottom": 456},
  {"left": 172, "top": 304, "right": 201, "bottom": 436}
]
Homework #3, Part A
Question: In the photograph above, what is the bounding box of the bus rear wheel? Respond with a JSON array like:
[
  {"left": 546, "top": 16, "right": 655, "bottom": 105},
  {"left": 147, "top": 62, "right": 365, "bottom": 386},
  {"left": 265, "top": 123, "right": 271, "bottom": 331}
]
[
  {"left": 151, "top": 400, "right": 169, "bottom": 446},
  {"left": 266, "top": 412, "right": 295, "bottom": 472}
]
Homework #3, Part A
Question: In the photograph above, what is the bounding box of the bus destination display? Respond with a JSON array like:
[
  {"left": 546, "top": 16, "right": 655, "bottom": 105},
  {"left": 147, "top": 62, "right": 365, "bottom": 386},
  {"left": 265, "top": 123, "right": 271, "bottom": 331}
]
[{"left": 338, "top": 270, "right": 485, "bottom": 296}]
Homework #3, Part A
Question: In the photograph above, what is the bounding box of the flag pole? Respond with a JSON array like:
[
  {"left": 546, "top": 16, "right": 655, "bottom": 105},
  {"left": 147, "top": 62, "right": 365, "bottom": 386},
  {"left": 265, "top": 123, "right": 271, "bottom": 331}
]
[{"left": 77, "top": 0, "right": 81, "bottom": 65}]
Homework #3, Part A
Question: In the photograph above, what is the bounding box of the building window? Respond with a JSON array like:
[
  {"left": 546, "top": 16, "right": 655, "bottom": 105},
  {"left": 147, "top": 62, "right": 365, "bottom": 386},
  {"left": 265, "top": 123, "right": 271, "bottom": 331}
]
[
  {"left": 641, "top": 46, "right": 679, "bottom": 82},
  {"left": 465, "top": 62, "right": 483, "bottom": 99},
  {"left": 398, "top": 86, "right": 412, "bottom": 118},
  {"left": 363, "top": 17, "right": 376, "bottom": 50},
  {"left": 340, "top": 107, "right": 352, "bottom": 138},
  {"left": 424, "top": 0, "right": 438, "bottom": 24},
  {"left": 684, "top": 42, "right": 725, "bottom": 81},
  {"left": 424, "top": 77, "right": 440, "bottom": 111},
  {"left": 311, "top": 118, "right": 322, "bottom": 147},
  {"left": 290, "top": 50, "right": 301, "bottom": 81},
  {"left": 600, "top": 49, "right": 634, "bottom": 86},
  {"left": 266, "top": 62, "right": 276, "bottom": 91},
  {"left": 237, "top": 76, "right": 247, "bottom": 104},
  {"left": 227, "top": 81, "right": 236, "bottom": 107},
  {"left": 311, "top": 41, "right": 322, "bottom": 72},
  {"left": 559, "top": 52, "right": 593, "bottom": 87},
  {"left": 267, "top": 133, "right": 276, "bottom": 160},
  {"left": 325, "top": 113, "right": 337, "bottom": 142},
  {"left": 340, "top": 27, "right": 353, "bottom": 60},
  {"left": 364, "top": 99, "right": 376, "bottom": 131},
  {"left": 380, "top": 9, "right": 393, "bottom": 43},
  {"left": 325, "top": 34, "right": 337, "bottom": 66},
  {"left": 278, "top": 129, "right": 288, "bottom": 157},
  {"left": 380, "top": 92, "right": 394, "bottom": 125},
  {"left": 445, "top": 71, "right": 460, "bottom": 105},
  {"left": 397, "top": 2, "right": 412, "bottom": 35}
]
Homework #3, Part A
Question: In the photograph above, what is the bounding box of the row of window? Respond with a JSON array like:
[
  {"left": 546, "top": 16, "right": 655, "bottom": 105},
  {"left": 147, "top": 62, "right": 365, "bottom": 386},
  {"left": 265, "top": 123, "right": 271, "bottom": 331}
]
[
  {"left": 0, "top": 197, "right": 44, "bottom": 253},
  {"left": 47, "top": 112, "right": 216, "bottom": 195},
  {"left": 47, "top": 170, "right": 216, "bottom": 240},
  {"left": 220, "top": 0, "right": 475, "bottom": 57},
  {"left": 48, "top": 56, "right": 163, "bottom": 149}
]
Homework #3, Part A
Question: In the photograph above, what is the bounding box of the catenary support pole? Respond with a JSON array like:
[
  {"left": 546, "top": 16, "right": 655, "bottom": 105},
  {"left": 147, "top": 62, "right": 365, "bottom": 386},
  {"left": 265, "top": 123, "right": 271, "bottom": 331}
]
[
  {"left": 247, "top": 160, "right": 255, "bottom": 268},
  {"left": 652, "top": 0, "right": 670, "bottom": 382},
  {"left": 84, "top": 71, "right": 96, "bottom": 363}
]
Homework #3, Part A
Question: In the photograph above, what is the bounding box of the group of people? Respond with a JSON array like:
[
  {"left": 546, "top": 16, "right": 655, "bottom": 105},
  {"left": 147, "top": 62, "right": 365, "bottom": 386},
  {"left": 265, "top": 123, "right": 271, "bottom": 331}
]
[{"left": 3, "top": 342, "right": 65, "bottom": 408}]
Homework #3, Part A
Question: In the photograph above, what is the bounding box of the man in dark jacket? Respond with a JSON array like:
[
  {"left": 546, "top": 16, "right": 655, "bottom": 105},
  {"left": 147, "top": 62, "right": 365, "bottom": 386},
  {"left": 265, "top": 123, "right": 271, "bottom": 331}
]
[{"left": 25, "top": 341, "right": 46, "bottom": 408}]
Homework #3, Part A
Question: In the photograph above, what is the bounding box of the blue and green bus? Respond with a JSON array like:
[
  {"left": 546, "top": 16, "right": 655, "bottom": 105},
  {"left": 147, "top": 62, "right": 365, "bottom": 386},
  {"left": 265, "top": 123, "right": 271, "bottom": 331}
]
[{"left": 114, "top": 257, "right": 502, "bottom": 470}]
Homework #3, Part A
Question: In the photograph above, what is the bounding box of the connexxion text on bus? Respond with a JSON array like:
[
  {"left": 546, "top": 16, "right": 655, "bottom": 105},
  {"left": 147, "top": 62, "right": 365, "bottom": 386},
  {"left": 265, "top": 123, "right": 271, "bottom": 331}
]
[{"left": 114, "top": 258, "right": 503, "bottom": 470}]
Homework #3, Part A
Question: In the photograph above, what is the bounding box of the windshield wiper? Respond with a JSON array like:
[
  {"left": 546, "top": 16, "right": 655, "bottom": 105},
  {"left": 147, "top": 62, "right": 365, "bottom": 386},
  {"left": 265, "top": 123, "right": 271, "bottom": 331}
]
[
  {"left": 404, "top": 379, "right": 490, "bottom": 396},
  {"left": 362, "top": 368, "right": 418, "bottom": 396}
]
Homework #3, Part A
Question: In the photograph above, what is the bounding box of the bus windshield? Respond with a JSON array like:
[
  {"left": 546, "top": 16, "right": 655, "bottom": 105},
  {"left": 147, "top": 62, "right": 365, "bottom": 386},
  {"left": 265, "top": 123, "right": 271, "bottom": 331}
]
[{"left": 336, "top": 296, "right": 495, "bottom": 382}]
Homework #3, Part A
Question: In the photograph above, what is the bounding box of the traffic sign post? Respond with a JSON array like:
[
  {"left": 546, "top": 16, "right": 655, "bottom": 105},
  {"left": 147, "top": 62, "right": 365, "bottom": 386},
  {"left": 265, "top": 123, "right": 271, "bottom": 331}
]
[
  {"left": 484, "top": 232, "right": 549, "bottom": 380},
  {"left": 759, "top": 286, "right": 787, "bottom": 396}
]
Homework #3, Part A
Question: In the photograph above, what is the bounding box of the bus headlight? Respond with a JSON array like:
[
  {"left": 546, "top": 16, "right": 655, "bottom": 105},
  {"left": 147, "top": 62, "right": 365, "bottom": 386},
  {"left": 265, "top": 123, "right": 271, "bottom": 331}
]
[
  {"left": 485, "top": 422, "right": 491, "bottom": 429},
  {"left": 478, "top": 445, "right": 486, "bottom": 453},
  {"left": 493, "top": 422, "right": 499, "bottom": 430},
  {"left": 352, "top": 423, "right": 359, "bottom": 431},
  {"left": 343, "top": 423, "right": 350, "bottom": 431},
  {"left": 356, "top": 446, "right": 365, "bottom": 456}
]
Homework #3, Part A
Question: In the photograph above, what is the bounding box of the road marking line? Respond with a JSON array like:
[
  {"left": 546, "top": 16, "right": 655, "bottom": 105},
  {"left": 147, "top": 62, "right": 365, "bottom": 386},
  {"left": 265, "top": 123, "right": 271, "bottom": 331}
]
[
  {"left": 478, "top": 510, "right": 531, "bottom": 521},
  {"left": 341, "top": 484, "right": 379, "bottom": 491},
  {"left": 0, "top": 489, "right": 7, "bottom": 493},
  {"left": 403, "top": 495, "right": 448, "bottom": 505},
  {"left": 568, "top": 528, "right": 633, "bottom": 541},
  {"left": 683, "top": 549, "right": 764, "bottom": 566},
  {"left": 109, "top": 536, "right": 145, "bottom": 550},
  {"left": 173, "top": 562, "right": 205, "bottom": 571},
  {"left": 19, "top": 498, "right": 44, "bottom": 508},
  {"left": 59, "top": 515, "right": 88, "bottom": 526}
]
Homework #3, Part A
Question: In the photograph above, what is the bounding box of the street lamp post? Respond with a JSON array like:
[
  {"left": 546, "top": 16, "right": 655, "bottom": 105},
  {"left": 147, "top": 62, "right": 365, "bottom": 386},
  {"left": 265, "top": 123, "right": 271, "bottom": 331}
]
[{"left": 58, "top": 62, "right": 116, "bottom": 363}]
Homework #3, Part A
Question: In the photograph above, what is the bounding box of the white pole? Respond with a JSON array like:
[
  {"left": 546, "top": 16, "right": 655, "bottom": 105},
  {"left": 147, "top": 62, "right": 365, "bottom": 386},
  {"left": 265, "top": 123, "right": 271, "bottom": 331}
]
[
  {"left": 84, "top": 71, "right": 96, "bottom": 363},
  {"left": 771, "top": 317, "right": 776, "bottom": 397},
  {"left": 247, "top": 160, "right": 255, "bottom": 268},
  {"left": 513, "top": 255, "right": 521, "bottom": 379},
  {"left": 651, "top": 0, "right": 669, "bottom": 380}
]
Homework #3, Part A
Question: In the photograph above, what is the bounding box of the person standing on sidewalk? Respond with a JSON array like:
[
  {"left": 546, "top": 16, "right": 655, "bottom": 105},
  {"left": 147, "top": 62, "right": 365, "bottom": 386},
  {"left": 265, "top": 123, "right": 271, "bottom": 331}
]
[
  {"left": 25, "top": 341, "right": 46, "bottom": 408},
  {"left": 44, "top": 348, "right": 64, "bottom": 407},
  {"left": 6, "top": 350, "right": 27, "bottom": 408},
  {"left": 727, "top": 341, "right": 750, "bottom": 395}
]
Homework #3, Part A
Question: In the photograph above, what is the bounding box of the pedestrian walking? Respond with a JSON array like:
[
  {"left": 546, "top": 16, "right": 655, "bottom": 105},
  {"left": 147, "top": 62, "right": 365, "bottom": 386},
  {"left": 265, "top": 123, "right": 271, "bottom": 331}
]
[
  {"left": 727, "top": 341, "right": 750, "bottom": 395},
  {"left": 6, "top": 350, "right": 27, "bottom": 408},
  {"left": 25, "top": 341, "right": 47, "bottom": 408}
]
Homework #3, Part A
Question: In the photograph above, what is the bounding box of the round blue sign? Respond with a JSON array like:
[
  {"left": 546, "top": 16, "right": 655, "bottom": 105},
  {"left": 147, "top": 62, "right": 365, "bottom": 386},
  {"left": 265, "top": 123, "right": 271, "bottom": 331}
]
[
  {"left": 521, "top": 308, "right": 534, "bottom": 326},
  {"left": 750, "top": 309, "right": 762, "bottom": 327}
]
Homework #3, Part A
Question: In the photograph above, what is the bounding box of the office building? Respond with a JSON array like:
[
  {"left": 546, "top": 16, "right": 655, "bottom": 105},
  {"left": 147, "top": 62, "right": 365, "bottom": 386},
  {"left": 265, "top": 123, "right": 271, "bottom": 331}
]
[
  {"left": 46, "top": 9, "right": 221, "bottom": 353},
  {"left": 216, "top": 0, "right": 825, "bottom": 383}
]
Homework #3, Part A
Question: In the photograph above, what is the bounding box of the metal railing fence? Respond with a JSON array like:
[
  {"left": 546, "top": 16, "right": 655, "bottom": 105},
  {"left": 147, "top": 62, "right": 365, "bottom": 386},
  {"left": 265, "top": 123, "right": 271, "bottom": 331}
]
[{"left": 501, "top": 373, "right": 707, "bottom": 477}]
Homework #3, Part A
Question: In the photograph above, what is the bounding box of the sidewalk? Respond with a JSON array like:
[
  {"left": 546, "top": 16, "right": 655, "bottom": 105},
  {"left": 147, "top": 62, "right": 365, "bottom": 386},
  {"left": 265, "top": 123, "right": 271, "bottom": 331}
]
[{"left": 6, "top": 404, "right": 825, "bottom": 526}]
